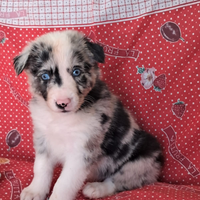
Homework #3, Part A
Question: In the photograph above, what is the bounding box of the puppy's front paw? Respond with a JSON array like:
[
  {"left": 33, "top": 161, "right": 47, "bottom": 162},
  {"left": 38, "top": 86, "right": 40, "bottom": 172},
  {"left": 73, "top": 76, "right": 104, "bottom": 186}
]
[{"left": 20, "top": 186, "right": 46, "bottom": 200}]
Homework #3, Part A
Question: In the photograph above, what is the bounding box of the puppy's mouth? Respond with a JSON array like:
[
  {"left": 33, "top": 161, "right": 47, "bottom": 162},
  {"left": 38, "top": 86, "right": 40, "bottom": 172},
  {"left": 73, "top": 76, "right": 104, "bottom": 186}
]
[{"left": 62, "top": 110, "right": 70, "bottom": 113}]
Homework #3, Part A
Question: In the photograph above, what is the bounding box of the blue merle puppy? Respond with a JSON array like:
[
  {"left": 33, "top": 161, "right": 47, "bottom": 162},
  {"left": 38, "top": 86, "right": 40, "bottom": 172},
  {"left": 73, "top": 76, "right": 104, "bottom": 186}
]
[{"left": 13, "top": 30, "right": 163, "bottom": 200}]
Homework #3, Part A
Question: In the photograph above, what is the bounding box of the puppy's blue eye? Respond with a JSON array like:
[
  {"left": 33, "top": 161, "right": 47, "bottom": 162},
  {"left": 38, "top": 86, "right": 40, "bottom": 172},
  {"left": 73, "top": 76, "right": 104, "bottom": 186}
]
[
  {"left": 73, "top": 69, "right": 81, "bottom": 77},
  {"left": 41, "top": 73, "right": 50, "bottom": 80}
]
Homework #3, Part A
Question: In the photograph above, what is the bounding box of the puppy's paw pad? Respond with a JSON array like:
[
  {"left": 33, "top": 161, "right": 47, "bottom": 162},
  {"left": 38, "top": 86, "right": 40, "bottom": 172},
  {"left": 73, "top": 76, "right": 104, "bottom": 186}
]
[
  {"left": 83, "top": 182, "right": 103, "bottom": 199},
  {"left": 20, "top": 187, "right": 45, "bottom": 200}
]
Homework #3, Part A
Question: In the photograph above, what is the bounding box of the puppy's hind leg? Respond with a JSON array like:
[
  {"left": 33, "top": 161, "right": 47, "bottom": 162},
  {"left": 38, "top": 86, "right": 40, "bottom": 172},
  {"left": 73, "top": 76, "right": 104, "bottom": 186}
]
[
  {"left": 83, "top": 178, "right": 116, "bottom": 199},
  {"left": 113, "top": 156, "right": 162, "bottom": 193},
  {"left": 83, "top": 155, "right": 162, "bottom": 199}
]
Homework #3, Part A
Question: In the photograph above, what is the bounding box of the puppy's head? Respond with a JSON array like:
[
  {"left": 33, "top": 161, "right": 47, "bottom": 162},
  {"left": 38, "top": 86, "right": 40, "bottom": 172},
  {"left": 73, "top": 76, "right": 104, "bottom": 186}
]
[{"left": 13, "top": 31, "right": 105, "bottom": 113}]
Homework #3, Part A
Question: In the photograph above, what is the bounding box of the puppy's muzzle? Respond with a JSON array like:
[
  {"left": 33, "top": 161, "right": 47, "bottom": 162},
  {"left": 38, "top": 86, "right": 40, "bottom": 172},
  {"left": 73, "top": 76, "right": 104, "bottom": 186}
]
[{"left": 56, "top": 98, "right": 71, "bottom": 109}]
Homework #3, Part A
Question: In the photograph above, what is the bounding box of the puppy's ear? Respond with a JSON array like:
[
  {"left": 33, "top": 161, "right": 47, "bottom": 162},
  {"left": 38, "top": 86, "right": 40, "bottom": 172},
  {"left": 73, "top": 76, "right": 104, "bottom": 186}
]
[
  {"left": 13, "top": 46, "right": 31, "bottom": 76},
  {"left": 86, "top": 40, "right": 105, "bottom": 63}
]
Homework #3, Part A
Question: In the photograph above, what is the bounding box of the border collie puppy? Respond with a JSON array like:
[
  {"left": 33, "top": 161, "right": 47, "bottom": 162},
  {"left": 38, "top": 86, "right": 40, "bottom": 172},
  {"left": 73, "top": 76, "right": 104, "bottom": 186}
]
[{"left": 13, "top": 30, "right": 163, "bottom": 200}]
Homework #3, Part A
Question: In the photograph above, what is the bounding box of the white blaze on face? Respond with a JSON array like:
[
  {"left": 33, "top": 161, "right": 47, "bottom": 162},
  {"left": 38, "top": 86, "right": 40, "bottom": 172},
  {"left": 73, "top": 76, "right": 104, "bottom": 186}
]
[{"left": 45, "top": 33, "right": 82, "bottom": 112}]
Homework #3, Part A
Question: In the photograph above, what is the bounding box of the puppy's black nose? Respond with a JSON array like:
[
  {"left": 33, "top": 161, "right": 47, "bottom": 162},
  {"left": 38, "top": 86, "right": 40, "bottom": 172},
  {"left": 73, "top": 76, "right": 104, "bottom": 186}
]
[
  {"left": 59, "top": 103, "right": 67, "bottom": 107},
  {"left": 56, "top": 98, "right": 71, "bottom": 109}
]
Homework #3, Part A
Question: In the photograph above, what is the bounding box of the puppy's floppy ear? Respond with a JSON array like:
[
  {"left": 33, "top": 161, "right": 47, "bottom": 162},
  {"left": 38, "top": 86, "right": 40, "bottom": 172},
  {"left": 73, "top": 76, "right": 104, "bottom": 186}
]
[
  {"left": 13, "top": 45, "right": 31, "bottom": 76},
  {"left": 85, "top": 40, "right": 105, "bottom": 63}
]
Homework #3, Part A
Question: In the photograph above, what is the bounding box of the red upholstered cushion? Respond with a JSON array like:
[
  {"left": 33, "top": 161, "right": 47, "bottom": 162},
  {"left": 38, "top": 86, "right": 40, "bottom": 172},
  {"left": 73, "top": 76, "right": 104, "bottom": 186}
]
[{"left": 1, "top": 159, "right": 200, "bottom": 200}]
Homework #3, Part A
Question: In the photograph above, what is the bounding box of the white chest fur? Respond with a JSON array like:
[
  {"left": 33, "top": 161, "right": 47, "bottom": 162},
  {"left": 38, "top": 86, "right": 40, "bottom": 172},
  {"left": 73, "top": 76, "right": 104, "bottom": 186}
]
[{"left": 30, "top": 100, "right": 101, "bottom": 163}]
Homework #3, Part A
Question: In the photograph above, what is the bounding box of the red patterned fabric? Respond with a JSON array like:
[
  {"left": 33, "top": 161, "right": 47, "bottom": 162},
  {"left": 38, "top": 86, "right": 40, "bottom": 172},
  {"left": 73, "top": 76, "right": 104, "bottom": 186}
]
[{"left": 0, "top": 1, "right": 200, "bottom": 199}]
